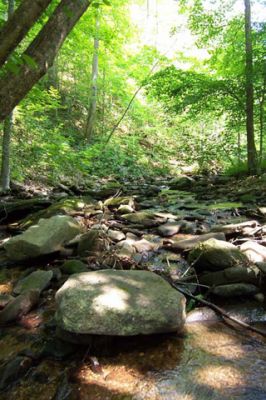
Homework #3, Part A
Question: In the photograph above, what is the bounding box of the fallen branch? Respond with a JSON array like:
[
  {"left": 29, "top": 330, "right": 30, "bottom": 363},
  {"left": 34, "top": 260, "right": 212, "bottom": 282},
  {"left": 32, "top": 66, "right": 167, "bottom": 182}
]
[{"left": 170, "top": 281, "right": 266, "bottom": 338}]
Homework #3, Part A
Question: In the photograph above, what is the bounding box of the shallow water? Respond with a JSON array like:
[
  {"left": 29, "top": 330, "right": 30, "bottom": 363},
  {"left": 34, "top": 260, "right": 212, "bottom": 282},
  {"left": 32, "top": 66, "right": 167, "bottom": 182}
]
[{"left": 1, "top": 319, "right": 266, "bottom": 400}]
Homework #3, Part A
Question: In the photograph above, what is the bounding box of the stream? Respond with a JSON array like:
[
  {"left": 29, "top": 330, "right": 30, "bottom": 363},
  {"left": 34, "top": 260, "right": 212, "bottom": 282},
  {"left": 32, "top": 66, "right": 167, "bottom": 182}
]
[{"left": 0, "top": 175, "right": 266, "bottom": 399}]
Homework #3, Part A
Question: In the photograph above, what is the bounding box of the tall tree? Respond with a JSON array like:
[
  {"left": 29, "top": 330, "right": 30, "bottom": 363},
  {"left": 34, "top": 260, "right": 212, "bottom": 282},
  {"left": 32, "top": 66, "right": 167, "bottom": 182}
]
[
  {"left": 244, "top": 0, "right": 257, "bottom": 174},
  {"left": 1, "top": 0, "right": 15, "bottom": 192},
  {"left": 0, "top": 0, "right": 91, "bottom": 122},
  {"left": 85, "top": 8, "right": 100, "bottom": 140}
]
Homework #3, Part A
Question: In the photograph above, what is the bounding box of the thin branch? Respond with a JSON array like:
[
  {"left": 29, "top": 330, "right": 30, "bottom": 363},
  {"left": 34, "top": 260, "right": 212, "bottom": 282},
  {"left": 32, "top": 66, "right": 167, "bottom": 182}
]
[{"left": 170, "top": 281, "right": 266, "bottom": 338}]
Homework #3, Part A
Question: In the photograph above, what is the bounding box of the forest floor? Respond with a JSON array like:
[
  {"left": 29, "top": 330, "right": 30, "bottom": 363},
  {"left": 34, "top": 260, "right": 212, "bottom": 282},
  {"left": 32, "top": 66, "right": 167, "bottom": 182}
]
[{"left": 0, "top": 174, "right": 266, "bottom": 400}]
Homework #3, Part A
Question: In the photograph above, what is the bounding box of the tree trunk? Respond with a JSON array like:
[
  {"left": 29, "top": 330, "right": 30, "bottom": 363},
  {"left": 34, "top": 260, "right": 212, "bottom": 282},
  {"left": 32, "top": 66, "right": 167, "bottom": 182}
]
[
  {"left": 0, "top": 0, "right": 53, "bottom": 68},
  {"left": 0, "top": 0, "right": 91, "bottom": 122},
  {"left": 259, "top": 62, "right": 266, "bottom": 165},
  {"left": 244, "top": 0, "right": 257, "bottom": 174},
  {"left": 1, "top": 0, "right": 15, "bottom": 192},
  {"left": 85, "top": 10, "right": 100, "bottom": 141}
]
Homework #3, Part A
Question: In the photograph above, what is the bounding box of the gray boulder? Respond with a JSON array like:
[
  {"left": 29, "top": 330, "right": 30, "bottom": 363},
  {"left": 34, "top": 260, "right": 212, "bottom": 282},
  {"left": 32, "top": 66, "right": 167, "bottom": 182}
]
[
  {"left": 55, "top": 270, "right": 186, "bottom": 337},
  {"left": 4, "top": 215, "right": 82, "bottom": 261},
  {"left": 188, "top": 238, "right": 249, "bottom": 271}
]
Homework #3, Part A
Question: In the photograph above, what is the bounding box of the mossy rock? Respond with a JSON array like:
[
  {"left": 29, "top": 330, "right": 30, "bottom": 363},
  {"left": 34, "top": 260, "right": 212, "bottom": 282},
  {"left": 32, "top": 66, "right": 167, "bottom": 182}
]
[
  {"left": 188, "top": 238, "right": 249, "bottom": 272},
  {"left": 55, "top": 270, "right": 186, "bottom": 337},
  {"left": 104, "top": 196, "right": 135, "bottom": 208},
  {"left": 122, "top": 211, "right": 166, "bottom": 227},
  {"left": 61, "top": 260, "right": 88, "bottom": 275},
  {"left": 19, "top": 197, "right": 94, "bottom": 229}
]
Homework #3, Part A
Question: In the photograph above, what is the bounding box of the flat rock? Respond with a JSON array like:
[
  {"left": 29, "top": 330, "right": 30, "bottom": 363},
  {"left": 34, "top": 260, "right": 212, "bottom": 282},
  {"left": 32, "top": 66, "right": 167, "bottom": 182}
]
[
  {"left": 240, "top": 241, "right": 266, "bottom": 263},
  {"left": 157, "top": 221, "right": 184, "bottom": 237},
  {"left": 211, "top": 283, "right": 259, "bottom": 297},
  {"left": 188, "top": 238, "right": 249, "bottom": 271},
  {"left": 169, "top": 232, "right": 226, "bottom": 252},
  {"left": 55, "top": 270, "right": 186, "bottom": 337},
  {"left": 5, "top": 215, "right": 82, "bottom": 261},
  {"left": 199, "top": 266, "right": 259, "bottom": 287},
  {"left": 107, "top": 230, "right": 126, "bottom": 242},
  {"left": 122, "top": 212, "right": 166, "bottom": 228},
  {"left": 211, "top": 220, "right": 258, "bottom": 235},
  {"left": 13, "top": 270, "right": 53, "bottom": 295},
  {"left": 133, "top": 239, "right": 157, "bottom": 253},
  {"left": 0, "top": 290, "right": 40, "bottom": 324},
  {"left": 104, "top": 196, "right": 135, "bottom": 208}
]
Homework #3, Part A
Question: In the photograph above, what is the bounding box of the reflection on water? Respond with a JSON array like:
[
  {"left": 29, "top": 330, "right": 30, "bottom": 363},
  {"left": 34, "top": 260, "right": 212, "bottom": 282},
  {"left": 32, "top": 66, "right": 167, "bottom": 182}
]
[{"left": 0, "top": 321, "right": 266, "bottom": 400}]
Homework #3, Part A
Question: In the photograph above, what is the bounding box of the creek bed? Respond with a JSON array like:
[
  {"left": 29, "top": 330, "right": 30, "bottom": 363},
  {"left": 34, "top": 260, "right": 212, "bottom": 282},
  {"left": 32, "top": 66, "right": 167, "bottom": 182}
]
[{"left": 0, "top": 318, "right": 266, "bottom": 400}]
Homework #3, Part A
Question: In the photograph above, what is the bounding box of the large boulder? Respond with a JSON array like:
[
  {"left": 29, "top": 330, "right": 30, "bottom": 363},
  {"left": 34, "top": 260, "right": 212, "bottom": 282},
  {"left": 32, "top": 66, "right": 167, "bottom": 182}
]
[
  {"left": 55, "top": 270, "right": 186, "bottom": 337},
  {"left": 4, "top": 215, "right": 82, "bottom": 261},
  {"left": 188, "top": 238, "right": 249, "bottom": 271}
]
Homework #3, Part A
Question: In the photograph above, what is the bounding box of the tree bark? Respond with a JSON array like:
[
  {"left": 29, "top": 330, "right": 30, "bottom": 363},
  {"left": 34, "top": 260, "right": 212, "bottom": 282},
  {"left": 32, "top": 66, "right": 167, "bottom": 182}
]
[
  {"left": 0, "top": 0, "right": 53, "bottom": 68},
  {"left": 259, "top": 62, "right": 266, "bottom": 165},
  {"left": 0, "top": 0, "right": 91, "bottom": 122},
  {"left": 1, "top": 0, "right": 15, "bottom": 192},
  {"left": 85, "top": 10, "right": 100, "bottom": 141},
  {"left": 244, "top": 0, "right": 257, "bottom": 174}
]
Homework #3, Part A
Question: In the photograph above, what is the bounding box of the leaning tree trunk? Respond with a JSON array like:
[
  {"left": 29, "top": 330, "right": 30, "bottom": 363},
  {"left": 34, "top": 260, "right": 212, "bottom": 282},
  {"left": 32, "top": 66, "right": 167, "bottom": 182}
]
[
  {"left": 1, "top": 0, "right": 15, "bottom": 192},
  {"left": 0, "top": 0, "right": 53, "bottom": 68},
  {"left": 85, "top": 10, "right": 100, "bottom": 141},
  {"left": 0, "top": 0, "right": 91, "bottom": 123},
  {"left": 244, "top": 0, "right": 257, "bottom": 174}
]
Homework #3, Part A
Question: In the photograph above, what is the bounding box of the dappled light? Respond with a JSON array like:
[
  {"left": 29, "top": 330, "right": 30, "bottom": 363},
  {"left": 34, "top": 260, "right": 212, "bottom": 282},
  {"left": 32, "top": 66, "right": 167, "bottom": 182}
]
[
  {"left": 196, "top": 364, "right": 244, "bottom": 390},
  {"left": 93, "top": 286, "right": 130, "bottom": 313},
  {"left": 0, "top": 0, "right": 266, "bottom": 399}
]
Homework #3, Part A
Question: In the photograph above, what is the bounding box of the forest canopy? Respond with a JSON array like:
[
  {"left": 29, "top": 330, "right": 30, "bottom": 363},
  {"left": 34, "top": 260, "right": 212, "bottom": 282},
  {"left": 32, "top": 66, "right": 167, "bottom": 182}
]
[{"left": 0, "top": 0, "right": 265, "bottom": 189}]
